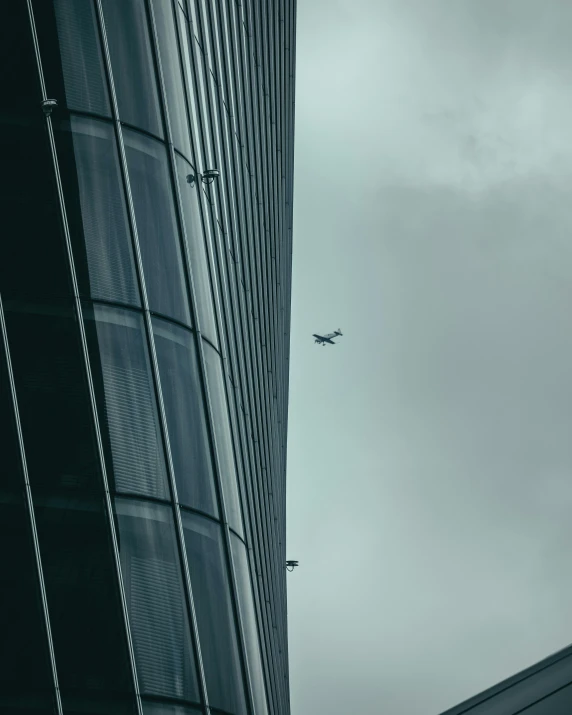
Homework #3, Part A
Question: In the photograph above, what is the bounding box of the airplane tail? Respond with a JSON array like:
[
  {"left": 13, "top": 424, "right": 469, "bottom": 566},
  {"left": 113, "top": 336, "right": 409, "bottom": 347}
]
[{"left": 336, "top": 328, "right": 343, "bottom": 336}]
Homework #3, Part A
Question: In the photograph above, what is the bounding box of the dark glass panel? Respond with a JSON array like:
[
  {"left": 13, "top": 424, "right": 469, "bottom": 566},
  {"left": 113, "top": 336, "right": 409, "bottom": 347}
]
[
  {"left": 175, "top": 154, "right": 218, "bottom": 344},
  {"left": 203, "top": 344, "right": 243, "bottom": 535},
  {"left": 101, "top": 0, "right": 163, "bottom": 137},
  {"left": 56, "top": 116, "right": 140, "bottom": 305},
  {"left": 4, "top": 302, "right": 101, "bottom": 494},
  {"left": 0, "top": 6, "right": 70, "bottom": 300},
  {"left": 32, "top": 0, "right": 111, "bottom": 116},
  {"left": 182, "top": 512, "right": 247, "bottom": 715},
  {"left": 115, "top": 499, "right": 200, "bottom": 703},
  {"left": 0, "top": 316, "right": 24, "bottom": 490},
  {"left": 0, "top": 491, "right": 56, "bottom": 713},
  {"left": 84, "top": 305, "right": 170, "bottom": 500},
  {"left": 152, "top": 319, "right": 217, "bottom": 516},
  {"left": 124, "top": 130, "right": 190, "bottom": 325},
  {"left": 231, "top": 535, "right": 269, "bottom": 715},
  {"left": 34, "top": 495, "right": 136, "bottom": 714},
  {"left": 142, "top": 703, "right": 202, "bottom": 715},
  {"left": 150, "top": 0, "right": 193, "bottom": 159}
]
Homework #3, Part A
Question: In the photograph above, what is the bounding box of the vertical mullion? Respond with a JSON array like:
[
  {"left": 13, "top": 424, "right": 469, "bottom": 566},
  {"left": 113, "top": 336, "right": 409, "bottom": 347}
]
[{"left": 23, "top": 3, "right": 145, "bottom": 713}]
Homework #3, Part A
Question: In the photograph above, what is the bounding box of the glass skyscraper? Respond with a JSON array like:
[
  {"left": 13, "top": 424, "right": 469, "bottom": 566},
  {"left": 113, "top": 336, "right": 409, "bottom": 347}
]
[{"left": 0, "top": 2, "right": 295, "bottom": 714}]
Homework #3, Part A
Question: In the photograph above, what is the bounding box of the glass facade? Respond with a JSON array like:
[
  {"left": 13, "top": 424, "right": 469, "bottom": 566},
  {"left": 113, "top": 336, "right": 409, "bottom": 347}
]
[
  {"left": 0, "top": 1, "right": 295, "bottom": 714},
  {"left": 440, "top": 645, "right": 572, "bottom": 715}
]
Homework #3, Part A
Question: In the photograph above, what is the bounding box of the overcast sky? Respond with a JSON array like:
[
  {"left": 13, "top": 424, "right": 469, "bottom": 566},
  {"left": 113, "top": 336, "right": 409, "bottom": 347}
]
[{"left": 286, "top": 1, "right": 572, "bottom": 713}]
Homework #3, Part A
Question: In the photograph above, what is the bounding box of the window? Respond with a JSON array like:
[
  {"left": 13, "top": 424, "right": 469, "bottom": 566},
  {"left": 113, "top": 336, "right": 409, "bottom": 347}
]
[
  {"left": 34, "top": 496, "right": 137, "bottom": 713},
  {"left": 150, "top": 0, "right": 193, "bottom": 160},
  {"left": 115, "top": 499, "right": 200, "bottom": 703},
  {"left": 101, "top": 0, "right": 163, "bottom": 137},
  {"left": 53, "top": 0, "right": 111, "bottom": 115},
  {"left": 58, "top": 116, "right": 140, "bottom": 306},
  {"left": 231, "top": 534, "right": 269, "bottom": 715},
  {"left": 152, "top": 318, "right": 217, "bottom": 516},
  {"left": 84, "top": 305, "right": 170, "bottom": 500},
  {"left": 203, "top": 344, "right": 243, "bottom": 535},
  {"left": 182, "top": 512, "right": 247, "bottom": 715},
  {"left": 124, "top": 130, "right": 191, "bottom": 326},
  {"left": 175, "top": 154, "right": 218, "bottom": 344},
  {"left": 4, "top": 302, "right": 101, "bottom": 494}
]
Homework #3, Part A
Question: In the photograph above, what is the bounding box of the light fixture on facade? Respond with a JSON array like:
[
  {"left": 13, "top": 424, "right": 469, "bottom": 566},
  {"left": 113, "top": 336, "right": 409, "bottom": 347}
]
[
  {"left": 186, "top": 173, "right": 196, "bottom": 187},
  {"left": 286, "top": 560, "right": 299, "bottom": 572},
  {"left": 201, "top": 168, "right": 220, "bottom": 184},
  {"left": 41, "top": 99, "right": 58, "bottom": 116}
]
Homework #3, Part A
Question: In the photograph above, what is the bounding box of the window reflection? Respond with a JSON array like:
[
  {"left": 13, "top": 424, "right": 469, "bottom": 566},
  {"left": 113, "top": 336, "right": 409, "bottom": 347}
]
[
  {"left": 84, "top": 305, "right": 170, "bottom": 500},
  {"left": 203, "top": 344, "right": 243, "bottom": 535},
  {"left": 124, "top": 130, "right": 191, "bottom": 326},
  {"left": 4, "top": 302, "right": 101, "bottom": 494},
  {"left": 143, "top": 702, "right": 202, "bottom": 715},
  {"left": 231, "top": 534, "right": 269, "bottom": 715},
  {"left": 34, "top": 496, "right": 136, "bottom": 712},
  {"left": 152, "top": 318, "right": 217, "bottom": 516},
  {"left": 58, "top": 116, "right": 140, "bottom": 306},
  {"left": 0, "top": 492, "right": 55, "bottom": 712},
  {"left": 115, "top": 499, "right": 200, "bottom": 703},
  {"left": 182, "top": 512, "right": 247, "bottom": 715},
  {"left": 53, "top": 0, "right": 111, "bottom": 115},
  {"left": 175, "top": 154, "right": 218, "bottom": 344},
  {"left": 101, "top": 0, "right": 163, "bottom": 137},
  {"left": 150, "top": 0, "right": 193, "bottom": 160}
]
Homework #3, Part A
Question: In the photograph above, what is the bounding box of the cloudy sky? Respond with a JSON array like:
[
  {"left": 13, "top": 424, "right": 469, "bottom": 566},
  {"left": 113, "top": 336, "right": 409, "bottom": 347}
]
[{"left": 286, "top": 1, "right": 572, "bottom": 713}]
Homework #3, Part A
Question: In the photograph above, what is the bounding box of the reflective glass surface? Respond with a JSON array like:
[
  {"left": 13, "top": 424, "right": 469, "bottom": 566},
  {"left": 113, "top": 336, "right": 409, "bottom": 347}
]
[
  {"left": 57, "top": 116, "right": 140, "bottom": 305},
  {"left": 175, "top": 154, "right": 218, "bottom": 344},
  {"left": 231, "top": 535, "right": 269, "bottom": 715},
  {"left": 115, "top": 499, "right": 200, "bottom": 703},
  {"left": 34, "top": 496, "right": 136, "bottom": 713},
  {"left": 182, "top": 512, "right": 247, "bottom": 715},
  {"left": 4, "top": 302, "right": 101, "bottom": 494},
  {"left": 101, "top": 0, "right": 163, "bottom": 137},
  {"left": 0, "top": 2, "right": 70, "bottom": 300},
  {"left": 203, "top": 344, "right": 243, "bottom": 535},
  {"left": 124, "top": 130, "right": 191, "bottom": 325},
  {"left": 53, "top": 0, "right": 111, "bottom": 115},
  {"left": 84, "top": 305, "right": 170, "bottom": 500},
  {"left": 143, "top": 702, "right": 202, "bottom": 715},
  {"left": 521, "top": 683, "right": 572, "bottom": 714},
  {"left": 152, "top": 319, "right": 217, "bottom": 516},
  {"left": 150, "top": 0, "right": 193, "bottom": 159},
  {"left": 0, "top": 491, "right": 55, "bottom": 711}
]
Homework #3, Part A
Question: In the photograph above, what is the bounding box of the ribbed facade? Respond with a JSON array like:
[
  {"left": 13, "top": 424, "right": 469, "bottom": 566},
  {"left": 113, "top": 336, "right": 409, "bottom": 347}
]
[{"left": 0, "top": 2, "right": 295, "bottom": 714}]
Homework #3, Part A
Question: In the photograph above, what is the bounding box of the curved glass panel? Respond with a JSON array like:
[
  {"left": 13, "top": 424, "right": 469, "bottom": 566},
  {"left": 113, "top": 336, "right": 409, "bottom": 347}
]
[
  {"left": 175, "top": 154, "right": 218, "bottom": 345},
  {"left": 182, "top": 512, "right": 247, "bottom": 715},
  {"left": 231, "top": 535, "right": 269, "bottom": 715},
  {"left": 34, "top": 496, "right": 137, "bottom": 713},
  {"left": 152, "top": 319, "right": 217, "bottom": 516},
  {"left": 124, "top": 130, "right": 191, "bottom": 325},
  {"left": 53, "top": 0, "right": 111, "bottom": 115},
  {"left": 115, "top": 498, "right": 200, "bottom": 703},
  {"left": 4, "top": 302, "right": 101, "bottom": 494},
  {"left": 203, "top": 344, "right": 243, "bottom": 535},
  {"left": 150, "top": 0, "right": 193, "bottom": 160},
  {"left": 58, "top": 116, "right": 140, "bottom": 306},
  {"left": 84, "top": 304, "right": 170, "bottom": 500},
  {"left": 101, "top": 0, "right": 163, "bottom": 137},
  {"left": 143, "top": 702, "right": 201, "bottom": 715}
]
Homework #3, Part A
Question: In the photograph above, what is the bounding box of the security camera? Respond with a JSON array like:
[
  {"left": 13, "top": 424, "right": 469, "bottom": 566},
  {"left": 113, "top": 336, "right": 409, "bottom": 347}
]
[
  {"left": 201, "top": 169, "right": 220, "bottom": 184},
  {"left": 41, "top": 99, "right": 58, "bottom": 116}
]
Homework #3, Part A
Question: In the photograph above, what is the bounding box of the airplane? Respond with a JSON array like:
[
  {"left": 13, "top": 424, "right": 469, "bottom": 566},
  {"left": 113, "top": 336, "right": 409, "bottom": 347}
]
[{"left": 313, "top": 329, "right": 343, "bottom": 346}]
